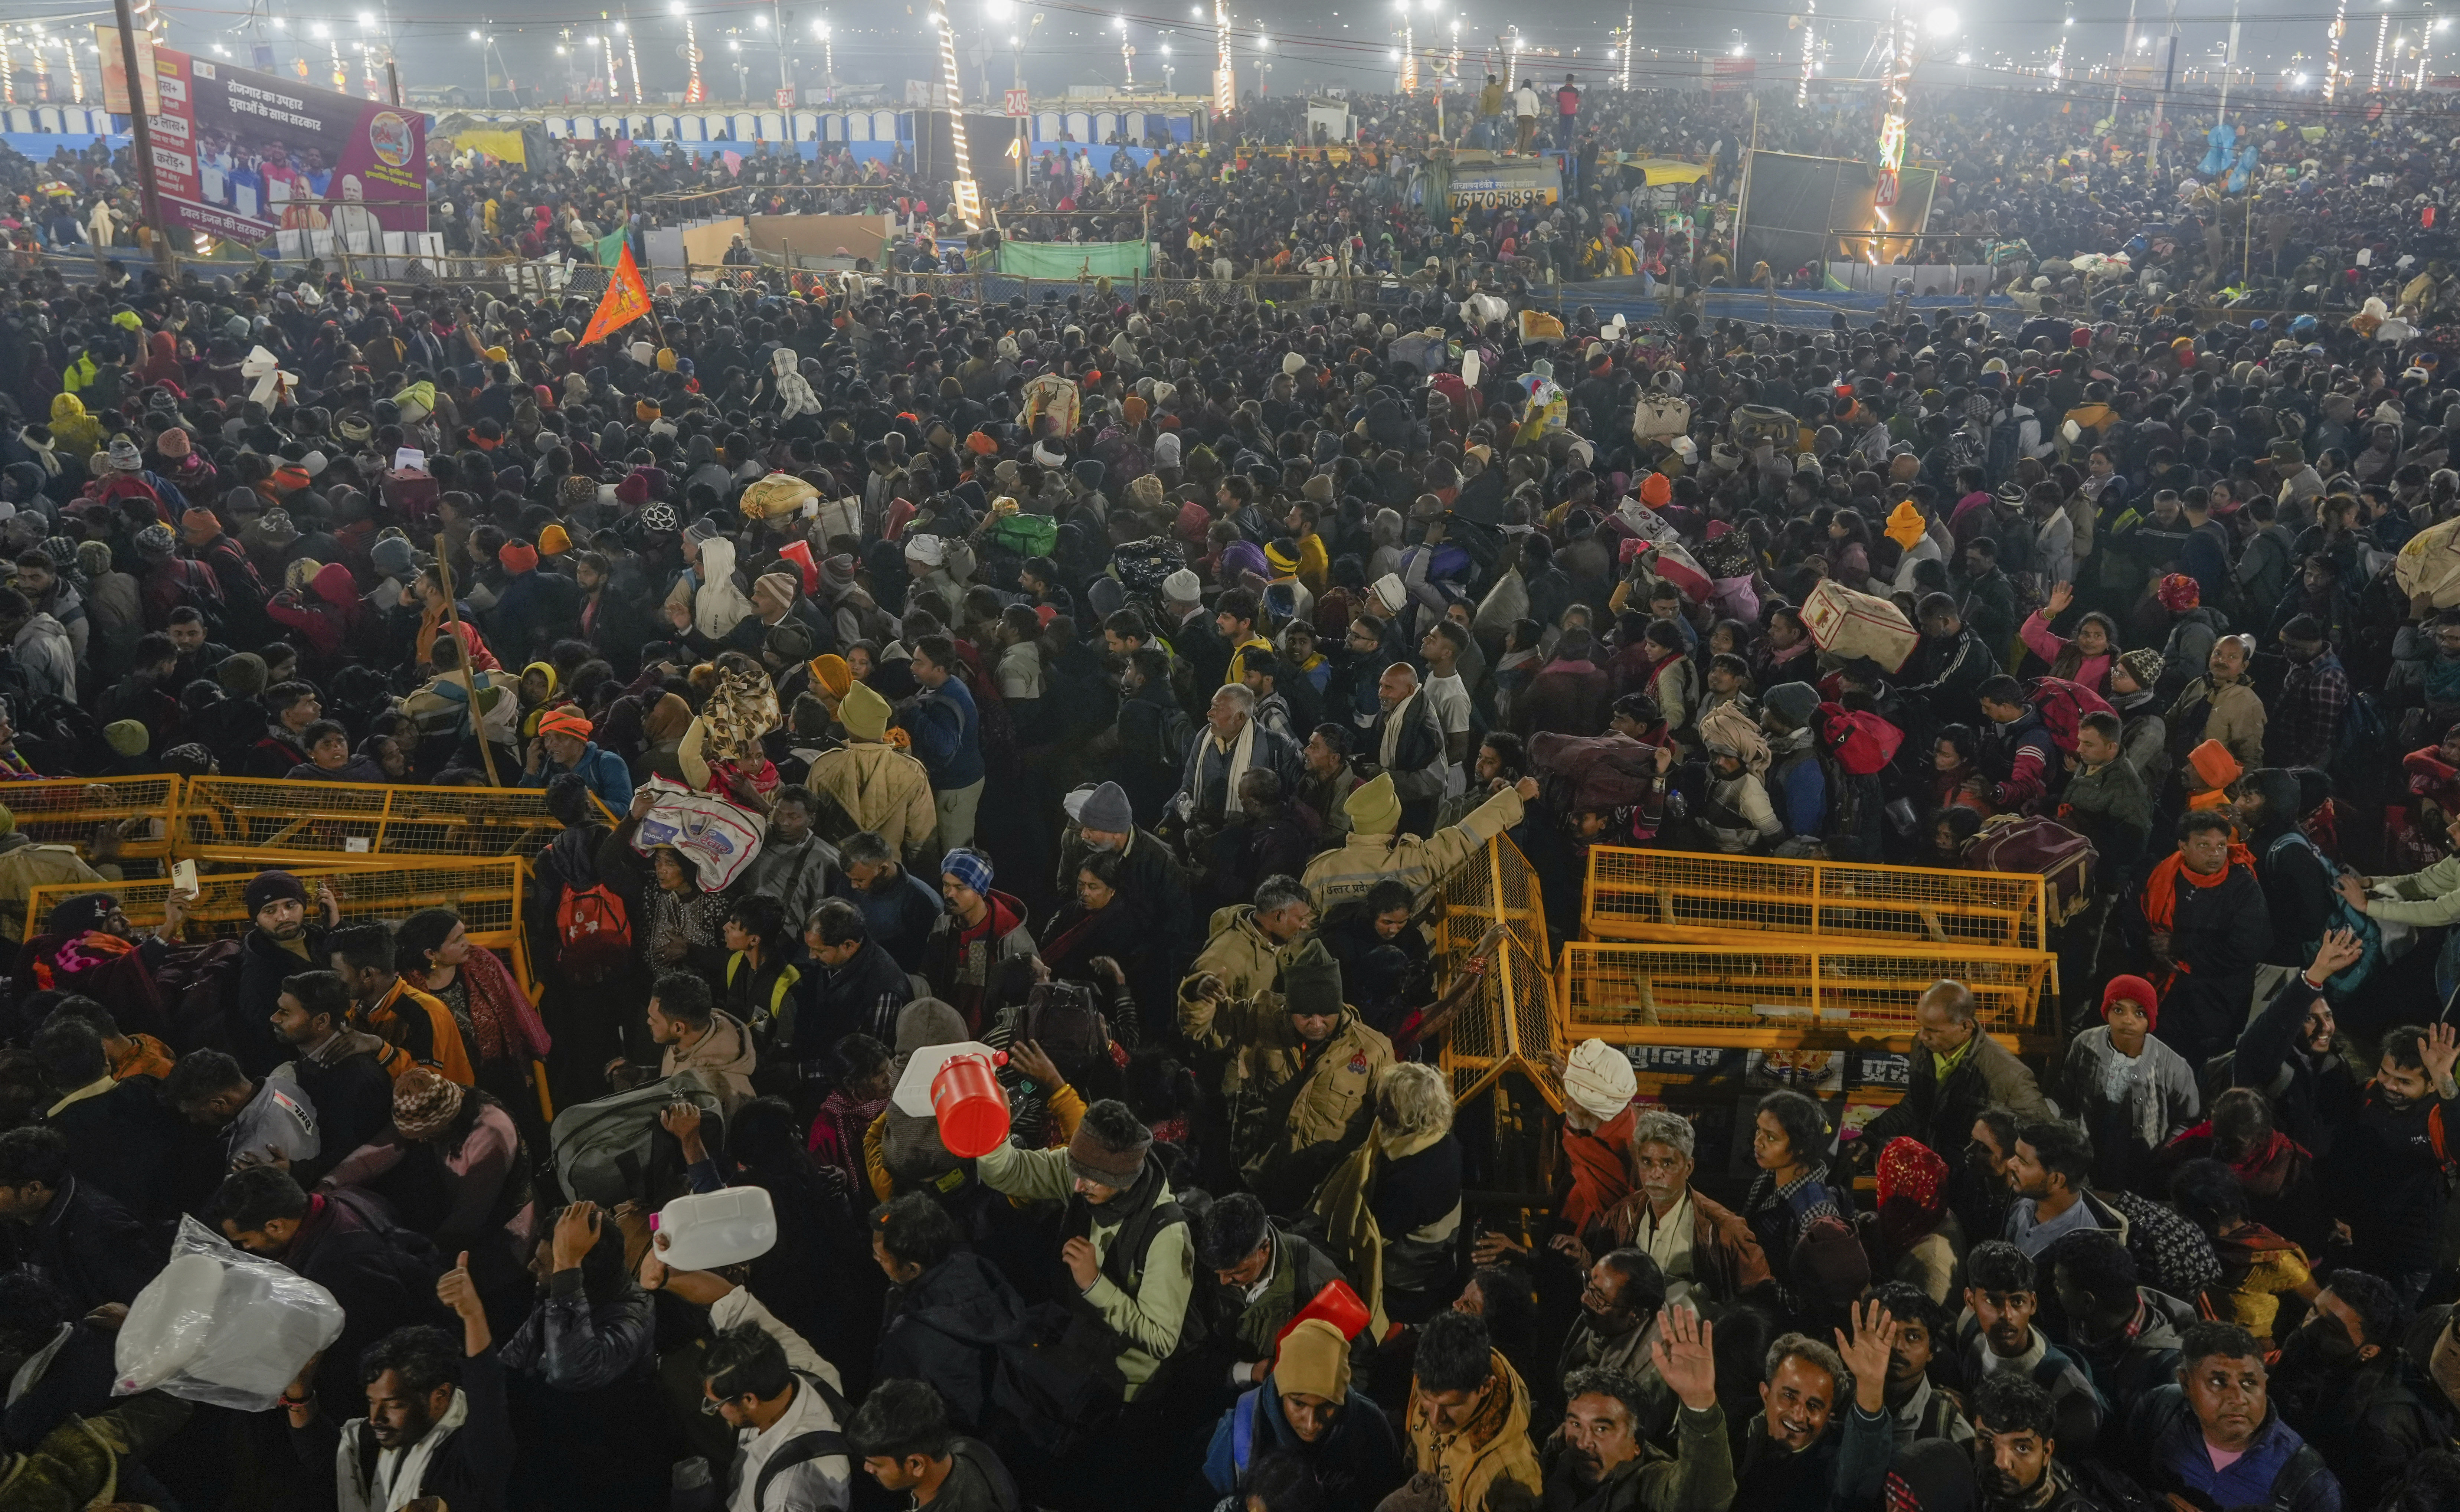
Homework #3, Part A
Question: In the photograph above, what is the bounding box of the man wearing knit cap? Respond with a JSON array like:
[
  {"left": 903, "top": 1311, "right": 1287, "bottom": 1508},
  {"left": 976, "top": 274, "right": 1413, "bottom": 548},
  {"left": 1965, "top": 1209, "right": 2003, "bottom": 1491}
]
[
  {"left": 807, "top": 682, "right": 935, "bottom": 862},
  {"left": 1301, "top": 769, "right": 1535, "bottom": 916},
  {"left": 1056, "top": 780, "right": 1194, "bottom": 982},
  {"left": 518, "top": 706, "right": 632, "bottom": 812},
  {"left": 923, "top": 848, "right": 1036, "bottom": 1033},
  {"left": 1758, "top": 682, "right": 1832, "bottom": 851},
  {"left": 1182, "top": 936, "right": 1393, "bottom": 1210},
  {"left": 1200, "top": 1314, "right": 1407, "bottom": 1503},
  {"left": 232, "top": 869, "right": 343, "bottom": 1078},
  {"left": 970, "top": 1096, "right": 1193, "bottom": 1403}
]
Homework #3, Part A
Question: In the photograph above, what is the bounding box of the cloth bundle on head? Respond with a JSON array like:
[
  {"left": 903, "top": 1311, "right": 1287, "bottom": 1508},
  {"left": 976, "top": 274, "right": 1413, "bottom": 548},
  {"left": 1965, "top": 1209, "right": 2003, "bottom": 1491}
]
[
  {"left": 941, "top": 847, "right": 994, "bottom": 897},
  {"left": 1275, "top": 1318, "right": 1353, "bottom": 1400},
  {"left": 2101, "top": 973, "right": 2159, "bottom": 1030},
  {"left": 1561, "top": 1039, "right": 1637, "bottom": 1123},
  {"left": 697, "top": 661, "right": 781, "bottom": 764},
  {"left": 1066, "top": 1099, "right": 1152, "bottom": 1189},
  {"left": 392, "top": 1065, "right": 465, "bottom": 1139},
  {"left": 2156, "top": 573, "right": 2201, "bottom": 613},
  {"left": 904, "top": 534, "right": 948, "bottom": 568}
]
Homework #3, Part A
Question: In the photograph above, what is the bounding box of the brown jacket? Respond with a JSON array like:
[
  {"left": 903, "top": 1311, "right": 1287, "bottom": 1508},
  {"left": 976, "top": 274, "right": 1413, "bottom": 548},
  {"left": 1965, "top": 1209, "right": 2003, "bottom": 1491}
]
[{"left": 1597, "top": 1186, "right": 1773, "bottom": 1305}]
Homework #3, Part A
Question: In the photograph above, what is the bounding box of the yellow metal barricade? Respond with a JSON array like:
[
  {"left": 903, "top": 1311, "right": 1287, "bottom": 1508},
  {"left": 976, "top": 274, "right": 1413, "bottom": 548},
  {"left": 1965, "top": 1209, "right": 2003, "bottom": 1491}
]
[
  {"left": 1583, "top": 846, "right": 2050, "bottom": 952},
  {"left": 1432, "top": 835, "right": 1548, "bottom": 976},
  {"left": 177, "top": 778, "right": 559, "bottom": 865},
  {"left": 27, "top": 858, "right": 533, "bottom": 969},
  {"left": 1559, "top": 937, "right": 2051, "bottom": 1047},
  {"left": 1427, "top": 838, "right": 1563, "bottom": 1109},
  {"left": 0, "top": 775, "right": 181, "bottom": 865}
]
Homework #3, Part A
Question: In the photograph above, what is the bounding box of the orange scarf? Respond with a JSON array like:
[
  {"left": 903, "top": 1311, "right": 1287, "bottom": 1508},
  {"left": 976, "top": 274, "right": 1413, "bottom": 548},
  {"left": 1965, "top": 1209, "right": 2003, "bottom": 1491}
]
[{"left": 2140, "top": 844, "right": 2254, "bottom": 988}]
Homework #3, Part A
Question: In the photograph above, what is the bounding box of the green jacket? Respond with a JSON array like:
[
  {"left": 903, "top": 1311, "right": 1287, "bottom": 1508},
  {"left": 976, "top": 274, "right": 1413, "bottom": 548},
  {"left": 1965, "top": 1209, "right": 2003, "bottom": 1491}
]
[
  {"left": 2061, "top": 756, "right": 2152, "bottom": 843},
  {"left": 2368, "top": 855, "right": 2460, "bottom": 927}
]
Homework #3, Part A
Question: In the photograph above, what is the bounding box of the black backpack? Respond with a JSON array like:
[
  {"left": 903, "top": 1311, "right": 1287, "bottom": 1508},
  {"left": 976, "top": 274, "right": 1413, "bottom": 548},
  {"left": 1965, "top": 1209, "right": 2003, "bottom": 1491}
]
[{"left": 750, "top": 1372, "right": 853, "bottom": 1509}]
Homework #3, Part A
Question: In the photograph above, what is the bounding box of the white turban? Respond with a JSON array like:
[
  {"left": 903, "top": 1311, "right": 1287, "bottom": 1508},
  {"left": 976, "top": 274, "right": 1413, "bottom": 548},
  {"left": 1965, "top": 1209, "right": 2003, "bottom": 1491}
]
[{"left": 1563, "top": 1040, "right": 1637, "bottom": 1123}]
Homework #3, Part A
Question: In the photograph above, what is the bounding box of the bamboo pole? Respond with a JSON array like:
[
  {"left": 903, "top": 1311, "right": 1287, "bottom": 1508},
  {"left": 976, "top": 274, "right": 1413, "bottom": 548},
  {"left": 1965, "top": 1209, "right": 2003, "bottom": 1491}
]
[{"left": 432, "top": 534, "right": 502, "bottom": 787}]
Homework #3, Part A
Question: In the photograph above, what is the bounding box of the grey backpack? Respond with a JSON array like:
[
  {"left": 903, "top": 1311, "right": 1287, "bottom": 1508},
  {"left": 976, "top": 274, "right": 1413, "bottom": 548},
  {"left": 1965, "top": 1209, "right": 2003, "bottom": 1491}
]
[{"left": 548, "top": 1067, "right": 726, "bottom": 1206}]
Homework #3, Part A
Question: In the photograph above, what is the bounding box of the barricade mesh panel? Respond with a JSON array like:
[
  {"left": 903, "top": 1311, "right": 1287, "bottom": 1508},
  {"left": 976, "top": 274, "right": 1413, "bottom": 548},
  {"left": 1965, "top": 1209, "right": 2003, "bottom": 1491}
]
[
  {"left": 1560, "top": 940, "right": 2049, "bottom": 1037},
  {"left": 1584, "top": 846, "right": 2047, "bottom": 951},
  {"left": 178, "top": 778, "right": 559, "bottom": 863},
  {"left": 27, "top": 859, "right": 529, "bottom": 951},
  {"left": 0, "top": 775, "right": 181, "bottom": 866}
]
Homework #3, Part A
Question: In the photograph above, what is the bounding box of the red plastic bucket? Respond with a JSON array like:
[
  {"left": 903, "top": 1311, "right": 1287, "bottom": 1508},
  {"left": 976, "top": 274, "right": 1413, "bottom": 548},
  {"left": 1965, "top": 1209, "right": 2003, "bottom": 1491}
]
[
  {"left": 931, "top": 1051, "right": 1011, "bottom": 1158},
  {"left": 1275, "top": 1278, "right": 1371, "bottom": 1349}
]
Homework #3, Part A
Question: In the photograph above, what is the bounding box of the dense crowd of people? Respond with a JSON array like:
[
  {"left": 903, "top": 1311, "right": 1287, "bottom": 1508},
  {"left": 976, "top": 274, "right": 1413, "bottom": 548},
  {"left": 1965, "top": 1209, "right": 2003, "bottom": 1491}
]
[{"left": 0, "top": 64, "right": 2454, "bottom": 1512}]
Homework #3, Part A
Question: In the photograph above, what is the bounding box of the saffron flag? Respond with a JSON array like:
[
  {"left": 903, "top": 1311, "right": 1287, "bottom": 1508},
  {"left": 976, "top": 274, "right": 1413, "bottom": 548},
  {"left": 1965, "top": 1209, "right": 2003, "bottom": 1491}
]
[{"left": 580, "top": 242, "right": 652, "bottom": 347}]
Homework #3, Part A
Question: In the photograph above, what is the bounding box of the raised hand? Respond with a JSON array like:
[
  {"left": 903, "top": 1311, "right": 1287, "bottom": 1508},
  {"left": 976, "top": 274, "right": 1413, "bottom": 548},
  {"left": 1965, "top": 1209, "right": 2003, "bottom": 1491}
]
[
  {"left": 2423, "top": 1021, "right": 2460, "bottom": 1093},
  {"left": 2309, "top": 925, "right": 2365, "bottom": 980},
  {"left": 551, "top": 1201, "right": 603, "bottom": 1272},
  {"left": 437, "top": 1251, "right": 480, "bottom": 1319},
  {"left": 1651, "top": 1306, "right": 1717, "bottom": 1411},
  {"left": 1007, "top": 1039, "right": 1064, "bottom": 1091},
  {"left": 1836, "top": 1297, "right": 1899, "bottom": 1414}
]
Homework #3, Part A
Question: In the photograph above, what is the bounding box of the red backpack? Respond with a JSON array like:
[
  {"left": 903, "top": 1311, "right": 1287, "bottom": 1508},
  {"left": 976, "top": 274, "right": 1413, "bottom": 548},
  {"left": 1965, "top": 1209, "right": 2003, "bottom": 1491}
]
[
  {"left": 555, "top": 883, "right": 634, "bottom": 984},
  {"left": 1816, "top": 703, "right": 1903, "bottom": 776},
  {"left": 2026, "top": 677, "right": 2115, "bottom": 756}
]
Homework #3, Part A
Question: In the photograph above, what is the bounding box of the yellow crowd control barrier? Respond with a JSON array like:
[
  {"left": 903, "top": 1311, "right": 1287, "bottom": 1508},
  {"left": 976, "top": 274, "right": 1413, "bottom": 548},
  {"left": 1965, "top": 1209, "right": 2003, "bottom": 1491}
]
[
  {"left": 1438, "top": 931, "right": 1565, "bottom": 1112},
  {"left": 1433, "top": 836, "right": 1548, "bottom": 978},
  {"left": 0, "top": 775, "right": 183, "bottom": 865},
  {"left": 1559, "top": 938, "right": 2052, "bottom": 1047},
  {"left": 26, "top": 857, "right": 538, "bottom": 986},
  {"left": 1583, "top": 846, "right": 2050, "bottom": 953},
  {"left": 177, "top": 778, "right": 559, "bottom": 865}
]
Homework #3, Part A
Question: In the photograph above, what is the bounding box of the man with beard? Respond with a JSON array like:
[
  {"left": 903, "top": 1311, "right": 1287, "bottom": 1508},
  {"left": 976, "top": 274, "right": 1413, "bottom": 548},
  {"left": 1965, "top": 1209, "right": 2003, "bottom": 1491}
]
[
  {"left": 287, "top": 1253, "right": 510, "bottom": 1512},
  {"left": 2321, "top": 1022, "right": 2460, "bottom": 1303},
  {"left": 2003, "top": 1121, "right": 2125, "bottom": 1263},
  {"left": 2229, "top": 933, "right": 2364, "bottom": 1166},
  {"left": 1200, "top": 1316, "right": 1406, "bottom": 1505},
  {"left": 232, "top": 868, "right": 343, "bottom": 1077},
  {"left": 1539, "top": 1316, "right": 1736, "bottom": 1512},
  {"left": 1967, "top": 1375, "right": 2098, "bottom": 1512},
  {"left": 2270, "top": 1270, "right": 2437, "bottom": 1511},
  {"left": 828, "top": 830, "right": 945, "bottom": 973},
  {"left": 1954, "top": 1109, "right": 2021, "bottom": 1252},
  {"left": 2127, "top": 1322, "right": 2342, "bottom": 1512},
  {"left": 1550, "top": 1250, "right": 1670, "bottom": 1444},
  {"left": 1732, "top": 1300, "right": 1897, "bottom": 1512},
  {"left": 1947, "top": 1243, "right": 2104, "bottom": 1453}
]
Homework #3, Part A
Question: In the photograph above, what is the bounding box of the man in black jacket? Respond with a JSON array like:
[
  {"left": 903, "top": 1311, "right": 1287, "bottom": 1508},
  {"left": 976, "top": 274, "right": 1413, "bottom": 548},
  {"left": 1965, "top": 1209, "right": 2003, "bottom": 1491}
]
[
  {"left": 871, "top": 1192, "right": 1031, "bottom": 1442},
  {"left": 232, "top": 869, "right": 341, "bottom": 1077},
  {"left": 269, "top": 969, "right": 400, "bottom": 1184},
  {"left": 1364, "top": 662, "right": 1447, "bottom": 838},
  {"left": 289, "top": 1251, "right": 511, "bottom": 1512},
  {"left": 214, "top": 1165, "right": 447, "bottom": 1411},
  {"left": 0, "top": 1126, "right": 161, "bottom": 1310},
  {"left": 32, "top": 1018, "right": 183, "bottom": 1218},
  {"left": 789, "top": 899, "right": 915, "bottom": 1055},
  {"left": 2270, "top": 1269, "right": 2439, "bottom": 1510}
]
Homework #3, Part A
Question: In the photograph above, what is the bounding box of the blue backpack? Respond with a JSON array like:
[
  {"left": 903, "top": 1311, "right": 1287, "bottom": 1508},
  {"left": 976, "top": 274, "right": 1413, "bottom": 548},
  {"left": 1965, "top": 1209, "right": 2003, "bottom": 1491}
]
[{"left": 2266, "top": 828, "right": 2381, "bottom": 997}]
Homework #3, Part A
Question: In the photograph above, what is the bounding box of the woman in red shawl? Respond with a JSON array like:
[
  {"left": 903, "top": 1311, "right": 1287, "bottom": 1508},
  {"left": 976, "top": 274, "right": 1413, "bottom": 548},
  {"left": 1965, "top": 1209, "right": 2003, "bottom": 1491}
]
[{"left": 138, "top": 330, "right": 185, "bottom": 392}]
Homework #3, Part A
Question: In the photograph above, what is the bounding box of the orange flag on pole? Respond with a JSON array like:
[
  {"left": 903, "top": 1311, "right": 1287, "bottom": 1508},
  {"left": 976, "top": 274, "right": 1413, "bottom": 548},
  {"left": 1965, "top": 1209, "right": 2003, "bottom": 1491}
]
[{"left": 580, "top": 242, "right": 653, "bottom": 347}]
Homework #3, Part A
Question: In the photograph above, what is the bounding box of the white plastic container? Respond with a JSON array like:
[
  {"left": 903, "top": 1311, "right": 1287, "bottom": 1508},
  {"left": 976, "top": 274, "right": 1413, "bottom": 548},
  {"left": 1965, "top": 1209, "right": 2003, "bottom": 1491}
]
[
  {"left": 654, "top": 1185, "right": 778, "bottom": 1271},
  {"left": 115, "top": 1217, "right": 345, "bottom": 1411}
]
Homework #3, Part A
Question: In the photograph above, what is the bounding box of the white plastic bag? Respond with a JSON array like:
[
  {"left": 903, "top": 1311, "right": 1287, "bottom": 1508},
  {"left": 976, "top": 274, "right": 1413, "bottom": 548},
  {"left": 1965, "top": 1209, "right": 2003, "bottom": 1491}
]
[{"left": 114, "top": 1215, "right": 345, "bottom": 1411}]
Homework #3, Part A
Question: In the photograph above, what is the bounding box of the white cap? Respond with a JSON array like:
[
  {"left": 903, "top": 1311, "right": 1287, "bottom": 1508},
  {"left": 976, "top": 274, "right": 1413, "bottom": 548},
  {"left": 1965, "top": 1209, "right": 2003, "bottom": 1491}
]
[
  {"left": 1162, "top": 568, "right": 1203, "bottom": 603},
  {"left": 904, "top": 534, "right": 948, "bottom": 567},
  {"left": 1562, "top": 1039, "right": 1637, "bottom": 1123},
  {"left": 1371, "top": 573, "right": 1408, "bottom": 613}
]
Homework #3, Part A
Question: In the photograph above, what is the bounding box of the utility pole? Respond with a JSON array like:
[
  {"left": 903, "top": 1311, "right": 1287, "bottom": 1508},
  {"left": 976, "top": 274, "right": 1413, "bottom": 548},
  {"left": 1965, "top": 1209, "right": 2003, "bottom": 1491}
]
[
  {"left": 107, "top": 0, "right": 169, "bottom": 269},
  {"left": 2145, "top": 0, "right": 2179, "bottom": 174}
]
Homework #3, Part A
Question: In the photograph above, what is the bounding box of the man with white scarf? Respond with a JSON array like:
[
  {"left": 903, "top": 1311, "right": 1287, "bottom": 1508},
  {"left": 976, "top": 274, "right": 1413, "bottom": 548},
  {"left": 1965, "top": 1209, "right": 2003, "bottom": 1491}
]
[
  {"left": 1175, "top": 683, "right": 1301, "bottom": 839},
  {"left": 289, "top": 1249, "right": 510, "bottom": 1512}
]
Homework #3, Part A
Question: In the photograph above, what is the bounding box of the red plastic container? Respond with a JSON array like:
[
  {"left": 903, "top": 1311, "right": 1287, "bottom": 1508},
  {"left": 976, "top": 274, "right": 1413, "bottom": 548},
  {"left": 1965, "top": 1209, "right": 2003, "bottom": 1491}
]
[
  {"left": 1275, "top": 1279, "right": 1371, "bottom": 1351},
  {"left": 931, "top": 1051, "right": 1011, "bottom": 1159}
]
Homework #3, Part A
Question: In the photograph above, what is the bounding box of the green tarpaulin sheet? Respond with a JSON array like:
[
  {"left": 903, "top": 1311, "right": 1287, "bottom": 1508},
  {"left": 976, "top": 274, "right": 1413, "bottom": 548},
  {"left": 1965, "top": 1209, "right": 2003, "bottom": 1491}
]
[
  {"left": 996, "top": 239, "right": 1151, "bottom": 278},
  {"left": 596, "top": 231, "right": 630, "bottom": 267}
]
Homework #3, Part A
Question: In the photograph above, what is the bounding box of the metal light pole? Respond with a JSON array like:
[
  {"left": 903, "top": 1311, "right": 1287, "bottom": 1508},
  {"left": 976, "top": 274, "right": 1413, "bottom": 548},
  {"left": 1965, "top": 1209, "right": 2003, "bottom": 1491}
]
[
  {"left": 1213, "top": 0, "right": 1232, "bottom": 117},
  {"left": 2373, "top": 3, "right": 2392, "bottom": 89},
  {"left": 2325, "top": 0, "right": 2348, "bottom": 99},
  {"left": 2109, "top": 0, "right": 2139, "bottom": 120},
  {"left": 1798, "top": 0, "right": 1816, "bottom": 104},
  {"left": 1396, "top": 0, "right": 1414, "bottom": 94},
  {"left": 933, "top": 0, "right": 981, "bottom": 225}
]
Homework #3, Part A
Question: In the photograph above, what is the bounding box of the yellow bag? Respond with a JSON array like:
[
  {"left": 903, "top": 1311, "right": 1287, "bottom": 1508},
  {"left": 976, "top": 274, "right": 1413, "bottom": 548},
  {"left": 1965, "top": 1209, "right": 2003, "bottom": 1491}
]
[{"left": 739, "top": 472, "right": 820, "bottom": 521}]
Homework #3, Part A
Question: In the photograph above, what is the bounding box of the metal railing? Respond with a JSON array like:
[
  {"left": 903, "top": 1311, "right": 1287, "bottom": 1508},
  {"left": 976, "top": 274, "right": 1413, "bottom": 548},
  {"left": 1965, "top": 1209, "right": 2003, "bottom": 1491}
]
[
  {"left": 1582, "top": 845, "right": 2051, "bottom": 952},
  {"left": 176, "top": 777, "right": 560, "bottom": 867}
]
